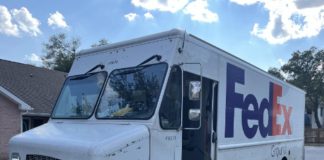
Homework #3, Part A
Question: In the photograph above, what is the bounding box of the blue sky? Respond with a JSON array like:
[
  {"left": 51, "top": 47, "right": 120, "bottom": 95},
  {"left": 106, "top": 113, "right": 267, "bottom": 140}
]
[{"left": 1, "top": 0, "right": 324, "bottom": 71}]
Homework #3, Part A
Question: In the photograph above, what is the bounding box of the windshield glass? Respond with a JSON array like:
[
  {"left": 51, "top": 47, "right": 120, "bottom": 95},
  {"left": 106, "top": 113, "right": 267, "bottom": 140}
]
[
  {"left": 52, "top": 72, "right": 107, "bottom": 119},
  {"left": 96, "top": 63, "right": 168, "bottom": 119}
]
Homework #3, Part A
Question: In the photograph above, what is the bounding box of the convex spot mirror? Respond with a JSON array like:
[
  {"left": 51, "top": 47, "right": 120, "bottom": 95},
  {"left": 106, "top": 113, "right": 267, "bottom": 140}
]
[
  {"left": 189, "top": 108, "right": 201, "bottom": 121},
  {"left": 189, "top": 81, "right": 201, "bottom": 100}
]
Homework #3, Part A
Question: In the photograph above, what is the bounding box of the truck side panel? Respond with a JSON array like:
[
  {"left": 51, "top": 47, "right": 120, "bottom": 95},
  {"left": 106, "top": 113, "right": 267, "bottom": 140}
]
[
  {"left": 217, "top": 55, "right": 305, "bottom": 160},
  {"left": 185, "top": 36, "right": 305, "bottom": 160}
]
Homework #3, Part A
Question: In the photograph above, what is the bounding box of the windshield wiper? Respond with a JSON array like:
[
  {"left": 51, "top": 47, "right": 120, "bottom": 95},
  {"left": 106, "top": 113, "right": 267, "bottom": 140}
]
[
  {"left": 86, "top": 64, "right": 105, "bottom": 74},
  {"left": 70, "top": 74, "right": 93, "bottom": 81},
  {"left": 137, "top": 55, "right": 162, "bottom": 66},
  {"left": 71, "top": 64, "right": 105, "bottom": 80},
  {"left": 114, "top": 55, "right": 161, "bottom": 75},
  {"left": 115, "top": 67, "right": 144, "bottom": 75}
]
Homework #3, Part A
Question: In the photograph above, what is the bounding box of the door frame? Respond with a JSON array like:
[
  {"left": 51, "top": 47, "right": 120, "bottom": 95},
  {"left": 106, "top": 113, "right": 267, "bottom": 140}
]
[{"left": 210, "top": 82, "right": 218, "bottom": 160}]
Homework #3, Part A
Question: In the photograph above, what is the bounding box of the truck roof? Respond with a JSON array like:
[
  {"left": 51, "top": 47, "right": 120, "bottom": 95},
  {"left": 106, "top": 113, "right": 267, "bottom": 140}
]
[
  {"left": 78, "top": 29, "right": 184, "bottom": 56},
  {"left": 78, "top": 29, "right": 305, "bottom": 94}
]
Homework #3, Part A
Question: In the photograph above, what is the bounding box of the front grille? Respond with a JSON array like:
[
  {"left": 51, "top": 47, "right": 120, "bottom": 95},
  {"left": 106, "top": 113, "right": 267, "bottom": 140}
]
[{"left": 26, "top": 154, "right": 60, "bottom": 160}]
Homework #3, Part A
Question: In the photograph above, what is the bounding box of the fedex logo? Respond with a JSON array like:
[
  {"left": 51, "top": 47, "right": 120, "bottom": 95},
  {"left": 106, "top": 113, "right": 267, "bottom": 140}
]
[{"left": 225, "top": 63, "right": 293, "bottom": 138}]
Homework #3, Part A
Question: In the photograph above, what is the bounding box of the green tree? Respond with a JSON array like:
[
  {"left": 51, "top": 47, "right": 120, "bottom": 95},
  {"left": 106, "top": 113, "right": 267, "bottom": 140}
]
[
  {"left": 42, "top": 33, "right": 81, "bottom": 72},
  {"left": 268, "top": 67, "right": 285, "bottom": 80},
  {"left": 91, "top": 38, "right": 108, "bottom": 48},
  {"left": 268, "top": 47, "right": 324, "bottom": 128}
]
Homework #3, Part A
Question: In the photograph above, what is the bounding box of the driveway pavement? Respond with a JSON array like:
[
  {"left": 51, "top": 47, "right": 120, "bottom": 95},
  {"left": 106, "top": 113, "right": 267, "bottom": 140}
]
[{"left": 305, "top": 146, "right": 324, "bottom": 160}]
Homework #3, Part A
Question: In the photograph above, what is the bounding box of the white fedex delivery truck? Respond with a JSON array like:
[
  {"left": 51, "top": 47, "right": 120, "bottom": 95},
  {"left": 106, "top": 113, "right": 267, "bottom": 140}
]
[{"left": 9, "top": 29, "right": 305, "bottom": 160}]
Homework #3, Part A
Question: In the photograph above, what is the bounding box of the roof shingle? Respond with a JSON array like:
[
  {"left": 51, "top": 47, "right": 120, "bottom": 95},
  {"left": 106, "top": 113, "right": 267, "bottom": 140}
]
[{"left": 0, "top": 59, "right": 66, "bottom": 114}]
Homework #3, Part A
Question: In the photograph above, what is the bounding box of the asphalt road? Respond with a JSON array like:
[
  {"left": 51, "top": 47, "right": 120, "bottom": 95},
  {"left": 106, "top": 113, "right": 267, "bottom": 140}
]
[{"left": 305, "top": 146, "right": 324, "bottom": 160}]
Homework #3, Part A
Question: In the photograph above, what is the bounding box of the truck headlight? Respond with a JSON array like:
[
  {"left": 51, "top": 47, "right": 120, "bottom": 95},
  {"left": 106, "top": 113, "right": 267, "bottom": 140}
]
[{"left": 11, "top": 153, "right": 20, "bottom": 160}]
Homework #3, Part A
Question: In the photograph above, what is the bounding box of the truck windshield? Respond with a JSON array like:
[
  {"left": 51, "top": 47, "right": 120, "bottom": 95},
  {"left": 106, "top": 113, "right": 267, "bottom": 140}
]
[
  {"left": 52, "top": 72, "right": 107, "bottom": 119},
  {"left": 96, "top": 63, "right": 168, "bottom": 119}
]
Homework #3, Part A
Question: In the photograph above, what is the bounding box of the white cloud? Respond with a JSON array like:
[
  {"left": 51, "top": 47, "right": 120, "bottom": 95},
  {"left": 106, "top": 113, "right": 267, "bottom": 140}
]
[
  {"left": 0, "top": 5, "right": 19, "bottom": 36},
  {"left": 144, "top": 12, "right": 154, "bottom": 20},
  {"left": 48, "top": 11, "right": 69, "bottom": 29},
  {"left": 277, "top": 58, "right": 286, "bottom": 66},
  {"left": 295, "top": 0, "right": 324, "bottom": 9},
  {"left": 0, "top": 6, "right": 41, "bottom": 37},
  {"left": 131, "top": 0, "right": 189, "bottom": 13},
  {"left": 318, "top": 64, "right": 323, "bottom": 71},
  {"left": 11, "top": 7, "right": 41, "bottom": 36},
  {"left": 131, "top": 0, "right": 218, "bottom": 23},
  {"left": 25, "top": 53, "right": 42, "bottom": 66},
  {"left": 183, "top": 0, "right": 218, "bottom": 23},
  {"left": 231, "top": 0, "right": 324, "bottom": 44},
  {"left": 229, "top": 0, "right": 261, "bottom": 6},
  {"left": 124, "top": 13, "right": 138, "bottom": 22},
  {"left": 318, "top": 61, "right": 323, "bottom": 71}
]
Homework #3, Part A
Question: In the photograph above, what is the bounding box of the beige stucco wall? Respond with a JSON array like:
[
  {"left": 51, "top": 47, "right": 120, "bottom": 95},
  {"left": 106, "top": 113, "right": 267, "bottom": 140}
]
[{"left": 0, "top": 94, "right": 21, "bottom": 160}]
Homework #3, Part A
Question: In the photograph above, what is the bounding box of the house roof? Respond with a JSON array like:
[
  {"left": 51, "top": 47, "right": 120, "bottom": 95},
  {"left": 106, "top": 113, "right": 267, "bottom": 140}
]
[
  {"left": 0, "top": 59, "right": 66, "bottom": 115},
  {"left": 0, "top": 86, "right": 32, "bottom": 111}
]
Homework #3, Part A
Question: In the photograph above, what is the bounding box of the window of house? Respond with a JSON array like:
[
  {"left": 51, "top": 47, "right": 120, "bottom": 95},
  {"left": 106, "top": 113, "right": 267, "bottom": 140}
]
[{"left": 23, "top": 116, "right": 49, "bottom": 132}]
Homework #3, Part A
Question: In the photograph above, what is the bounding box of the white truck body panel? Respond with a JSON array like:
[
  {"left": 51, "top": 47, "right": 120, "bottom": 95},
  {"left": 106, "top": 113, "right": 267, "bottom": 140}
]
[
  {"left": 10, "top": 122, "right": 149, "bottom": 160},
  {"left": 216, "top": 56, "right": 305, "bottom": 160},
  {"left": 9, "top": 29, "right": 305, "bottom": 160},
  {"left": 180, "top": 35, "right": 305, "bottom": 160}
]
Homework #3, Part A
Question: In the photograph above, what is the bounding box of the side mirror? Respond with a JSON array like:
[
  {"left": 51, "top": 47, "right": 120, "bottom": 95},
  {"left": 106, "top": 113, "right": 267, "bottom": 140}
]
[
  {"left": 189, "top": 81, "right": 201, "bottom": 100},
  {"left": 189, "top": 109, "right": 201, "bottom": 121},
  {"left": 181, "top": 63, "right": 202, "bottom": 130}
]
